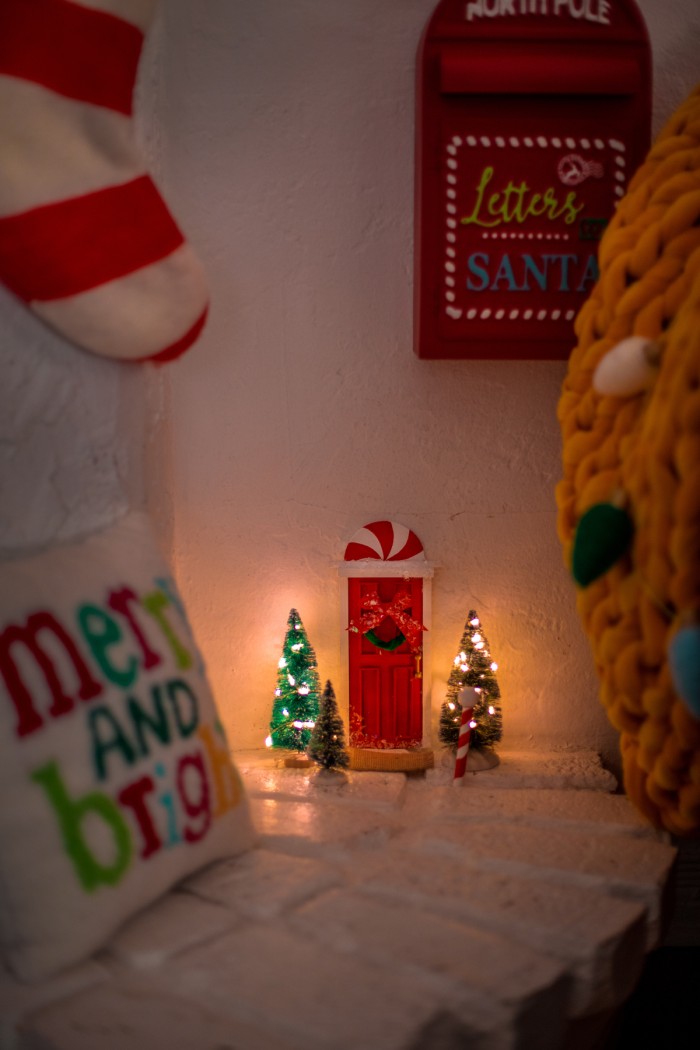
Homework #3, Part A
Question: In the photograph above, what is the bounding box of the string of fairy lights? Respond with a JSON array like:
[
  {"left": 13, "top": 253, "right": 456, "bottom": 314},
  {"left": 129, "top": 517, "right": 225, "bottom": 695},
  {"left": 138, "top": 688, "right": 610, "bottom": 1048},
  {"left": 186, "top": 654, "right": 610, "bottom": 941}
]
[
  {"left": 441, "top": 614, "right": 502, "bottom": 745},
  {"left": 265, "top": 619, "right": 317, "bottom": 748},
  {"left": 267, "top": 610, "right": 502, "bottom": 752}
]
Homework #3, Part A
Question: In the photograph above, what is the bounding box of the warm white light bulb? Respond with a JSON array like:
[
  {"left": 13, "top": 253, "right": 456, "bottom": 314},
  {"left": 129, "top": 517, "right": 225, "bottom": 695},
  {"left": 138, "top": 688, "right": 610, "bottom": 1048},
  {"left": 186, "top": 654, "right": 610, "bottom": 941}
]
[
  {"left": 490, "top": 662, "right": 498, "bottom": 671},
  {"left": 278, "top": 657, "right": 287, "bottom": 668},
  {"left": 470, "top": 617, "right": 480, "bottom": 627},
  {"left": 475, "top": 641, "right": 485, "bottom": 650},
  {"left": 275, "top": 689, "right": 281, "bottom": 697},
  {"left": 264, "top": 735, "right": 273, "bottom": 748},
  {"left": 471, "top": 633, "right": 482, "bottom": 643},
  {"left": 295, "top": 623, "right": 302, "bottom": 630},
  {"left": 488, "top": 706, "right": 495, "bottom": 715},
  {"left": 282, "top": 708, "right": 289, "bottom": 717},
  {"left": 448, "top": 702, "right": 456, "bottom": 711},
  {"left": 469, "top": 720, "right": 477, "bottom": 729},
  {"left": 298, "top": 685, "right": 310, "bottom": 695},
  {"left": 287, "top": 675, "right": 295, "bottom": 686}
]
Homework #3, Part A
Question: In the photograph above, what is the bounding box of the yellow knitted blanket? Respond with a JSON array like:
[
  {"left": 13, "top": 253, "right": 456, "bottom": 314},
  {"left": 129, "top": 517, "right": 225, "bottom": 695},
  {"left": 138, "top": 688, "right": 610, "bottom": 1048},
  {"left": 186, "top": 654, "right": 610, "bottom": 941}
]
[{"left": 556, "top": 85, "right": 700, "bottom": 837}]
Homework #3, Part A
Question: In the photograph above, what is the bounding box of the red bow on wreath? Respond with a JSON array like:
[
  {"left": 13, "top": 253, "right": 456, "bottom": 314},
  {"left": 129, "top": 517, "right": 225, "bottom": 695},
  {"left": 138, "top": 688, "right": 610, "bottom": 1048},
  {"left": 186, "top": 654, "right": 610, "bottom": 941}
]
[{"left": 347, "top": 589, "right": 426, "bottom": 653}]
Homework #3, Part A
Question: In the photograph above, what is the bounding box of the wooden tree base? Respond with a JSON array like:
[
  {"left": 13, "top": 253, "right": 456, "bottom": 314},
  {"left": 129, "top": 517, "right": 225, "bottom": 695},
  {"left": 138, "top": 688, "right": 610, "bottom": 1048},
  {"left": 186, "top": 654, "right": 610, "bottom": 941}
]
[{"left": 282, "top": 754, "right": 313, "bottom": 769}]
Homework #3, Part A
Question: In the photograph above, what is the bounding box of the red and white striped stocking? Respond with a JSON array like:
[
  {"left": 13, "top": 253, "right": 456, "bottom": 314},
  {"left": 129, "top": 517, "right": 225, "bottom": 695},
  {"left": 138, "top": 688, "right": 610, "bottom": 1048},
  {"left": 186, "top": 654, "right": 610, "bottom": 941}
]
[{"left": 0, "top": 0, "right": 209, "bottom": 363}]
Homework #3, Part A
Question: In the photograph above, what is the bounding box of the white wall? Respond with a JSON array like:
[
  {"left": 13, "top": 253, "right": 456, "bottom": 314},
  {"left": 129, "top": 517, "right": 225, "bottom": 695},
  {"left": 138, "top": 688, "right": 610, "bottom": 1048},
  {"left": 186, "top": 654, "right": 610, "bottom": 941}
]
[
  {"left": 4, "top": 2, "right": 694, "bottom": 772},
  {"left": 145, "top": 0, "right": 699, "bottom": 765}
]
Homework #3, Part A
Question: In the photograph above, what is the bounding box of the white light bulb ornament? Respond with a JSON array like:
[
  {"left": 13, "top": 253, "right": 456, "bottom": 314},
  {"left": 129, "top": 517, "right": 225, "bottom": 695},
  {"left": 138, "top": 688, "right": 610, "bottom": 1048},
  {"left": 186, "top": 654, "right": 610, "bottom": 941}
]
[{"left": 593, "top": 336, "right": 662, "bottom": 398}]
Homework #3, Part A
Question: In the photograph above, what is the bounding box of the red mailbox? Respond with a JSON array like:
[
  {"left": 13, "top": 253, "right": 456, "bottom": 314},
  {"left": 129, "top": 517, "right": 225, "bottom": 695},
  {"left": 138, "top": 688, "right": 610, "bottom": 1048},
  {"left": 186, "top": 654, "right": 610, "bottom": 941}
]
[{"left": 414, "top": 0, "right": 652, "bottom": 360}]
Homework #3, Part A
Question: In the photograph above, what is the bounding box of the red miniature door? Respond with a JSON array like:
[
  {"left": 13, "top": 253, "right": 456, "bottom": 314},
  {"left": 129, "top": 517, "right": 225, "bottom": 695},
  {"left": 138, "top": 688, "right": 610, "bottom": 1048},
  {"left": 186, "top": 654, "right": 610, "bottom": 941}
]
[{"left": 348, "top": 577, "right": 423, "bottom": 748}]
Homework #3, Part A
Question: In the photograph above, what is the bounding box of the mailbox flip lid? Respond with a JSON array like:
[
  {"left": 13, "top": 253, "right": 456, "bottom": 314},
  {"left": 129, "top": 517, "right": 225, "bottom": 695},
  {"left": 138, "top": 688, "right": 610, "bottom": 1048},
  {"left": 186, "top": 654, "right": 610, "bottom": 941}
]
[
  {"left": 439, "top": 47, "right": 642, "bottom": 96},
  {"left": 414, "top": 0, "right": 652, "bottom": 361}
]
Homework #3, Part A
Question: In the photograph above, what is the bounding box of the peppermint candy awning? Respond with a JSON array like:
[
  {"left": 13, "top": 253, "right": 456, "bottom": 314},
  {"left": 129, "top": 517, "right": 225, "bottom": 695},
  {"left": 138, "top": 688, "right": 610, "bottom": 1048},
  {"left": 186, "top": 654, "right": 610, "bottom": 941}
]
[{"left": 344, "top": 521, "right": 425, "bottom": 563}]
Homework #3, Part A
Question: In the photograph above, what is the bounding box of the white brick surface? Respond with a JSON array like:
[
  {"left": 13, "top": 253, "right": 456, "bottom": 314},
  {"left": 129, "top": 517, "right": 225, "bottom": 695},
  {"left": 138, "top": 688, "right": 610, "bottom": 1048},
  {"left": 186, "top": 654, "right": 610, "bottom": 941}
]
[
  {"left": 180, "top": 848, "right": 340, "bottom": 919},
  {"left": 404, "top": 784, "right": 660, "bottom": 839},
  {"left": 104, "top": 891, "right": 238, "bottom": 971},
  {"left": 358, "top": 851, "right": 648, "bottom": 1016},
  {"left": 4, "top": 749, "right": 676, "bottom": 1050},
  {"left": 394, "top": 819, "right": 675, "bottom": 944},
  {"left": 428, "top": 749, "right": 618, "bottom": 791},
  {"left": 289, "top": 889, "right": 569, "bottom": 1049},
  {"left": 240, "top": 761, "right": 407, "bottom": 810},
  {"left": 249, "top": 796, "right": 399, "bottom": 859},
  {"left": 17, "top": 977, "right": 307, "bottom": 1050},
  {"left": 0, "top": 959, "right": 106, "bottom": 1050},
  {"left": 156, "top": 926, "right": 471, "bottom": 1050}
]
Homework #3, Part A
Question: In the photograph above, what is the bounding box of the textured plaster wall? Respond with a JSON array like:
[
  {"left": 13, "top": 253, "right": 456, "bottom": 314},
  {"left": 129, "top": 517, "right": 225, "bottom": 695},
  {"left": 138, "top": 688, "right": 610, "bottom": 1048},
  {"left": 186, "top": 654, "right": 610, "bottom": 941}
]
[
  {"left": 1, "top": 2, "right": 697, "bottom": 772},
  {"left": 148, "top": 0, "right": 699, "bottom": 765}
]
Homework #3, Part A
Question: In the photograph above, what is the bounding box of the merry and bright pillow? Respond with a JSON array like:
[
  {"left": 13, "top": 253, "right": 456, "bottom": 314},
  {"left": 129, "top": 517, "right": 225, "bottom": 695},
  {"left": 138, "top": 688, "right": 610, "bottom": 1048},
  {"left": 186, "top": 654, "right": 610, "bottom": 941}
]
[{"left": 0, "top": 513, "right": 253, "bottom": 982}]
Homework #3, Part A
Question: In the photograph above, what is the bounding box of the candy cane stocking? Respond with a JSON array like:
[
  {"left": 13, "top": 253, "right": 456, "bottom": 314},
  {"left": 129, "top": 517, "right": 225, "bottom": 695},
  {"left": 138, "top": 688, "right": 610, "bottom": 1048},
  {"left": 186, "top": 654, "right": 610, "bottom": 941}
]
[{"left": 0, "top": 0, "right": 209, "bottom": 363}]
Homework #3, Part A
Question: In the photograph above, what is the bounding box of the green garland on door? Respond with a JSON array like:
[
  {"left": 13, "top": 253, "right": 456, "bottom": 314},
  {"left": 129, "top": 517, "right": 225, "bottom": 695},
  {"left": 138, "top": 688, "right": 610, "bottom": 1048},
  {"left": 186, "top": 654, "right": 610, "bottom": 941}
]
[{"left": 364, "top": 629, "right": 406, "bottom": 651}]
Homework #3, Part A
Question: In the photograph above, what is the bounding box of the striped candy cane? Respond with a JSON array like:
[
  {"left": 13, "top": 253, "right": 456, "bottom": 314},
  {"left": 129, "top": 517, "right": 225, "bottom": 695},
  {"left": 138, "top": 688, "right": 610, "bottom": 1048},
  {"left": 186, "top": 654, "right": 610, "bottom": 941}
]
[{"left": 453, "top": 687, "right": 479, "bottom": 785}]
